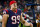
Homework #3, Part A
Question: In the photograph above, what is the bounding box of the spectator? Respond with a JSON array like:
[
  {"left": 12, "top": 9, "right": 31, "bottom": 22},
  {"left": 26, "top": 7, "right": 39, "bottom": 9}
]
[
  {"left": 37, "top": 6, "right": 40, "bottom": 11},
  {"left": 24, "top": 8, "right": 28, "bottom": 12},
  {"left": 4, "top": 1, "right": 7, "bottom": 7},
  {"left": 3, "top": 7, "right": 8, "bottom": 10},
  {"left": 0, "top": 4, "right": 2, "bottom": 9}
]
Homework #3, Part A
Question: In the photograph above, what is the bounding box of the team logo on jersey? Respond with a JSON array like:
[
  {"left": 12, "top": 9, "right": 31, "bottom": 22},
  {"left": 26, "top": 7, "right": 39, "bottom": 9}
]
[{"left": 3, "top": 10, "right": 6, "bottom": 14}]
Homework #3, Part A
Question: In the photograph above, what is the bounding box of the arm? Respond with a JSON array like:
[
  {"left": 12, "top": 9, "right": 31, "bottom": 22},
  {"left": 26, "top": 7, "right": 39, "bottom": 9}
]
[
  {"left": 20, "top": 13, "right": 25, "bottom": 24},
  {"left": 2, "top": 14, "right": 9, "bottom": 27},
  {"left": 20, "top": 13, "right": 33, "bottom": 27}
]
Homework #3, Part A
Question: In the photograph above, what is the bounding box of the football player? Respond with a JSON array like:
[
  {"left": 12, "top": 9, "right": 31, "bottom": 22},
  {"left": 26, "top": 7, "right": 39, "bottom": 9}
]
[{"left": 2, "top": 1, "right": 33, "bottom": 27}]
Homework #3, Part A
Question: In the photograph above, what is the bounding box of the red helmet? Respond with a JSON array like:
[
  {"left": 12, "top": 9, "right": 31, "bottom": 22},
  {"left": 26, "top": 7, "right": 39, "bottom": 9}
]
[{"left": 9, "top": 1, "right": 17, "bottom": 6}]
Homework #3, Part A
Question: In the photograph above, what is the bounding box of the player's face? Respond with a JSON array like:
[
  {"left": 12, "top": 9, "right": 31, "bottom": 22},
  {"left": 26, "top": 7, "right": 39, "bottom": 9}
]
[{"left": 11, "top": 3, "right": 17, "bottom": 9}]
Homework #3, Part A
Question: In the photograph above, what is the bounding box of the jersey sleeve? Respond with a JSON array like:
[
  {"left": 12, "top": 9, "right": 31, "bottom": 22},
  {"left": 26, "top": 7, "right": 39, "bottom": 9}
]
[
  {"left": 3, "top": 10, "right": 9, "bottom": 14},
  {"left": 20, "top": 10, "right": 22, "bottom": 15}
]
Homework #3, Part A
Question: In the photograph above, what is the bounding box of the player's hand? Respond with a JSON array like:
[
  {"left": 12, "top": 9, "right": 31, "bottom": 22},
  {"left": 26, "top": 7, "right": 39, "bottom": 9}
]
[{"left": 24, "top": 21, "right": 33, "bottom": 27}]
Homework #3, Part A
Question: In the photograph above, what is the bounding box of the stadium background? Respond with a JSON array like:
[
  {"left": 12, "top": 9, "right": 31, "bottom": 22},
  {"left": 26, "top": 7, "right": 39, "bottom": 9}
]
[{"left": 0, "top": 0, "right": 40, "bottom": 27}]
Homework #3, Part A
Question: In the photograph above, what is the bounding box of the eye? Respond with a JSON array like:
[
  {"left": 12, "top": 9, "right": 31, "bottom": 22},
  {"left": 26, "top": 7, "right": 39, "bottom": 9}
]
[{"left": 14, "top": 4, "right": 15, "bottom": 6}]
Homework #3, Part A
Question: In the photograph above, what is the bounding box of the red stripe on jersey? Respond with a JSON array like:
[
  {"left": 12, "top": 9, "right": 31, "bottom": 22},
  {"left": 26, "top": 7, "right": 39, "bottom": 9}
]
[{"left": 5, "top": 10, "right": 8, "bottom": 13}]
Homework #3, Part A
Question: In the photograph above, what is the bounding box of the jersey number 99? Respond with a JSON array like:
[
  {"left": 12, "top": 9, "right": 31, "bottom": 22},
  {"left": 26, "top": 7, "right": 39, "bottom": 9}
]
[{"left": 11, "top": 15, "right": 20, "bottom": 24}]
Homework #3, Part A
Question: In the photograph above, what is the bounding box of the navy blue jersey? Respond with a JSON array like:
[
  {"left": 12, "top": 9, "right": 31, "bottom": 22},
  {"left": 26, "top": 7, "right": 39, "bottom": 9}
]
[{"left": 3, "top": 9, "right": 22, "bottom": 27}]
